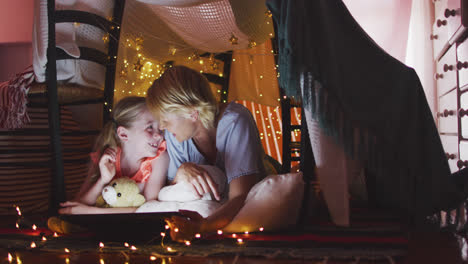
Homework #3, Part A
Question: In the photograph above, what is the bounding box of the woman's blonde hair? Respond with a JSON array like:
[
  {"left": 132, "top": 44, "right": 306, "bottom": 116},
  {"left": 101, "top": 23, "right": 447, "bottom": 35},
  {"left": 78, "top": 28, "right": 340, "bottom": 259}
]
[
  {"left": 89, "top": 96, "right": 147, "bottom": 180},
  {"left": 146, "top": 65, "right": 217, "bottom": 129}
]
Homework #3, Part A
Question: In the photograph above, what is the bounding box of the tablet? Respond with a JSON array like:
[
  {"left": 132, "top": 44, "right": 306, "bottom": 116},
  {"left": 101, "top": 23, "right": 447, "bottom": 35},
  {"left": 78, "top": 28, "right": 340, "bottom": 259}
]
[{"left": 58, "top": 212, "right": 181, "bottom": 240}]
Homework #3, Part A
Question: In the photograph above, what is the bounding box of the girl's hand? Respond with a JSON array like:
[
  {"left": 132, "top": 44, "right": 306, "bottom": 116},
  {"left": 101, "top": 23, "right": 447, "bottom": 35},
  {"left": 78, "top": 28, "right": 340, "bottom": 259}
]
[
  {"left": 174, "top": 163, "right": 220, "bottom": 200},
  {"left": 59, "top": 201, "right": 92, "bottom": 214},
  {"left": 99, "top": 148, "right": 117, "bottom": 184},
  {"left": 165, "top": 210, "right": 205, "bottom": 242}
]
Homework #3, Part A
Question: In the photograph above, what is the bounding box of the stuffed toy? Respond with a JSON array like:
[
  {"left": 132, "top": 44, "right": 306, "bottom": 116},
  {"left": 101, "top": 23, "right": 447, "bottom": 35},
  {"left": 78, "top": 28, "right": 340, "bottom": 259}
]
[
  {"left": 96, "top": 177, "right": 146, "bottom": 208},
  {"left": 136, "top": 165, "right": 226, "bottom": 217}
]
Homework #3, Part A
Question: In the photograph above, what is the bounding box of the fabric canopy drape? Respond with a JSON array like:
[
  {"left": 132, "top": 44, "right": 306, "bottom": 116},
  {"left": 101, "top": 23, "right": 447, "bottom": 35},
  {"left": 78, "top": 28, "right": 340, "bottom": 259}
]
[
  {"left": 114, "top": 0, "right": 278, "bottom": 106},
  {"left": 267, "top": 0, "right": 467, "bottom": 224}
]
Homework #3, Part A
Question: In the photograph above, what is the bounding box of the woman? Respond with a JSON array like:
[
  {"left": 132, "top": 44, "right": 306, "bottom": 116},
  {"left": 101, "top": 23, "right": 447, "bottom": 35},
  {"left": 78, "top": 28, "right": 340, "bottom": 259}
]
[{"left": 146, "top": 65, "right": 266, "bottom": 241}]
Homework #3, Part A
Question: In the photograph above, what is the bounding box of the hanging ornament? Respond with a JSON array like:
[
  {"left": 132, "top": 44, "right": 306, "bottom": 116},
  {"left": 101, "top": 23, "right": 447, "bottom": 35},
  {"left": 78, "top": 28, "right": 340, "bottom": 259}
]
[
  {"left": 102, "top": 33, "right": 110, "bottom": 44},
  {"left": 229, "top": 34, "right": 239, "bottom": 45},
  {"left": 134, "top": 58, "right": 143, "bottom": 71},
  {"left": 265, "top": 10, "right": 272, "bottom": 18},
  {"left": 119, "top": 68, "right": 128, "bottom": 78},
  {"left": 190, "top": 52, "right": 200, "bottom": 62},
  {"left": 211, "top": 61, "right": 219, "bottom": 70},
  {"left": 135, "top": 36, "right": 144, "bottom": 51},
  {"left": 248, "top": 40, "right": 257, "bottom": 49},
  {"left": 169, "top": 46, "right": 177, "bottom": 56}
]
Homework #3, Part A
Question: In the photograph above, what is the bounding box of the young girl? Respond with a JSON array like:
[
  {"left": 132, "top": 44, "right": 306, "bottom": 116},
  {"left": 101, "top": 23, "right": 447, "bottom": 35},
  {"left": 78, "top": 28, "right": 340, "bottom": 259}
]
[{"left": 59, "top": 96, "right": 169, "bottom": 214}]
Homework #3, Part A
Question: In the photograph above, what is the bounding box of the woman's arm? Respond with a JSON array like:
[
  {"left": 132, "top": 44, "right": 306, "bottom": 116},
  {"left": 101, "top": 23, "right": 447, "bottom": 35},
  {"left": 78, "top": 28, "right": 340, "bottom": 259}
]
[
  {"left": 143, "top": 151, "right": 169, "bottom": 201},
  {"left": 167, "top": 172, "right": 258, "bottom": 241}
]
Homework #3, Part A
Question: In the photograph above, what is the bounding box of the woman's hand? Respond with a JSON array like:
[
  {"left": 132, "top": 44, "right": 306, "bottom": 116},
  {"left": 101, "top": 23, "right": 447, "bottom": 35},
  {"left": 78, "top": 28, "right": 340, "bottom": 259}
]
[
  {"left": 165, "top": 210, "right": 205, "bottom": 242},
  {"left": 59, "top": 201, "right": 93, "bottom": 214},
  {"left": 174, "top": 163, "right": 220, "bottom": 200},
  {"left": 98, "top": 148, "right": 117, "bottom": 184}
]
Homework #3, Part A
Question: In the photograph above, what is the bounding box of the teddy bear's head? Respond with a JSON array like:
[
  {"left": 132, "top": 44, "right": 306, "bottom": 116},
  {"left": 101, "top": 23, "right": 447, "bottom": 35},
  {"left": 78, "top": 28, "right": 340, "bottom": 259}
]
[{"left": 97, "top": 177, "right": 146, "bottom": 208}]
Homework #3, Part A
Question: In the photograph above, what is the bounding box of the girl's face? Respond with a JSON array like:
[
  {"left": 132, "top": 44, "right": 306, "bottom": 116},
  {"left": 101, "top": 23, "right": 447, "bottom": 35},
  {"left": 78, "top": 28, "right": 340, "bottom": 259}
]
[
  {"left": 159, "top": 111, "right": 197, "bottom": 143},
  {"left": 124, "top": 108, "right": 164, "bottom": 157}
]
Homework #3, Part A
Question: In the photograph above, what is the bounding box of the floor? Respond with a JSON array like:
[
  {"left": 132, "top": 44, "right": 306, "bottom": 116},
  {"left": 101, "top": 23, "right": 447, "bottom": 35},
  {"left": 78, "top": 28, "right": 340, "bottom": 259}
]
[{"left": 1, "top": 215, "right": 468, "bottom": 264}]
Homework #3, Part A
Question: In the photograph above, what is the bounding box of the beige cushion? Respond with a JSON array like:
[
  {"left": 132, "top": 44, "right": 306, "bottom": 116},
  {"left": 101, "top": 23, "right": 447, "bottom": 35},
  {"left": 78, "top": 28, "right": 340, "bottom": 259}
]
[{"left": 223, "top": 172, "right": 304, "bottom": 233}]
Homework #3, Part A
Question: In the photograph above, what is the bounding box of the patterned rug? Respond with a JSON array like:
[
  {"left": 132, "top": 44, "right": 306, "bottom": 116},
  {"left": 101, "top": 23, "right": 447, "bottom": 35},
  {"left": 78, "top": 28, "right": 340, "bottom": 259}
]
[{"left": 0, "top": 209, "right": 409, "bottom": 263}]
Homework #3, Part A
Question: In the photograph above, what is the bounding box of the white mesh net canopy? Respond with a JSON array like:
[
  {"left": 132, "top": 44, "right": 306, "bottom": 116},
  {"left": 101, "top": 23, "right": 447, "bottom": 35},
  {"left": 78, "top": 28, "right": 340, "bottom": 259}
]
[{"left": 115, "top": 0, "right": 278, "bottom": 106}]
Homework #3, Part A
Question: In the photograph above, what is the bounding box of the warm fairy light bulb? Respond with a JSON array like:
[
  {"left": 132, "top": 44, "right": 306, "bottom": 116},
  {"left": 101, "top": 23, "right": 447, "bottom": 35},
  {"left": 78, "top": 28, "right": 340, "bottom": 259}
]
[
  {"left": 150, "top": 256, "right": 157, "bottom": 261},
  {"left": 30, "top": 242, "right": 36, "bottom": 248},
  {"left": 185, "top": 241, "right": 191, "bottom": 246},
  {"left": 32, "top": 224, "right": 37, "bottom": 230},
  {"left": 259, "top": 227, "right": 264, "bottom": 232},
  {"left": 217, "top": 230, "right": 223, "bottom": 235},
  {"left": 15, "top": 223, "right": 19, "bottom": 229},
  {"left": 130, "top": 245, "right": 137, "bottom": 251},
  {"left": 244, "top": 231, "right": 249, "bottom": 234},
  {"left": 16, "top": 206, "right": 21, "bottom": 216},
  {"left": 165, "top": 225, "right": 169, "bottom": 229},
  {"left": 8, "top": 253, "right": 12, "bottom": 263},
  {"left": 160, "top": 232, "right": 166, "bottom": 237},
  {"left": 174, "top": 228, "right": 179, "bottom": 232},
  {"left": 195, "top": 233, "right": 201, "bottom": 238},
  {"left": 100, "top": 258, "right": 105, "bottom": 264},
  {"left": 167, "top": 247, "right": 173, "bottom": 252},
  {"left": 232, "top": 234, "right": 237, "bottom": 238},
  {"left": 99, "top": 242, "right": 104, "bottom": 248},
  {"left": 53, "top": 232, "right": 58, "bottom": 237},
  {"left": 124, "top": 242, "right": 129, "bottom": 247},
  {"left": 237, "top": 238, "right": 243, "bottom": 243},
  {"left": 65, "top": 258, "right": 70, "bottom": 264},
  {"left": 64, "top": 248, "right": 70, "bottom": 253},
  {"left": 42, "top": 236, "right": 47, "bottom": 241},
  {"left": 16, "top": 256, "right": 22, "bottom": 264}
]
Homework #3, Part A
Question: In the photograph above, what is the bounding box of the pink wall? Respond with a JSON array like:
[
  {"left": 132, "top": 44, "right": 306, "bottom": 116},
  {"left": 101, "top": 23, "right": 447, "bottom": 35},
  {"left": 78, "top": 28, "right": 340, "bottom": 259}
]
[
  {"left": 0, "top": 0, "right": 34, "bottom": 82},
  {"left": 0, "top": 0, "right": 34, "bottom": 43},
  {"left": 343, "top": 0, "right": 412, "bottom": 63}
]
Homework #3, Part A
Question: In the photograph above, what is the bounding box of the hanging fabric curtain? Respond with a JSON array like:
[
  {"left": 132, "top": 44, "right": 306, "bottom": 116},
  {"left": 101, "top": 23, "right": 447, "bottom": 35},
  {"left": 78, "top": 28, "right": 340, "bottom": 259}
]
[
  {"left": 267, "top": 0, "right": 466, "bottom": 224},
  {"left": 114, "top": 0, "right": 276, "bottom": 104}
]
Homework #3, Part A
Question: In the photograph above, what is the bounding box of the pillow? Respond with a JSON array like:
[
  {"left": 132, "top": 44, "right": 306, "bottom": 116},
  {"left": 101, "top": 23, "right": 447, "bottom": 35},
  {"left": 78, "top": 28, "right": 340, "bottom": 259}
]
[{"left": 223, "top": 172, "right": 304, "bottom": 233}]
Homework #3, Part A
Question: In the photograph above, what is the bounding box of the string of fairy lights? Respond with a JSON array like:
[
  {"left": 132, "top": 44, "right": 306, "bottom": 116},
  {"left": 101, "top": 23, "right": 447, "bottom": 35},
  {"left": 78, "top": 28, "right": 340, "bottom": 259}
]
[
  {"left": 6, "top": 205, "right": 268, "bottom": 263},
  {"left": 95, "top": 8, "right": 303, "bottom": 163}
]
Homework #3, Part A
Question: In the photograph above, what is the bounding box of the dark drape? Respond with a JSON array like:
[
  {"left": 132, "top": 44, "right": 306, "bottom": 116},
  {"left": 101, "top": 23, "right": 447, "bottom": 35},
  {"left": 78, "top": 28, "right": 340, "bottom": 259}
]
[{"left": 267, "top": 0, "right": 466, "bottom": 223}]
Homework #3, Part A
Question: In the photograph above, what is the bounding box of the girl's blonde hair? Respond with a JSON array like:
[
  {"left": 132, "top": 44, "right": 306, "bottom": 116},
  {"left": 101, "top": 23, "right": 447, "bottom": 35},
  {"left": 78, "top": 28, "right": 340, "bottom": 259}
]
[
  {"left": 146, "top": 65, "right": 217, "bottom": 129},
  {"left": 89, "top": 96, "right": 147, "bottom": 180}
]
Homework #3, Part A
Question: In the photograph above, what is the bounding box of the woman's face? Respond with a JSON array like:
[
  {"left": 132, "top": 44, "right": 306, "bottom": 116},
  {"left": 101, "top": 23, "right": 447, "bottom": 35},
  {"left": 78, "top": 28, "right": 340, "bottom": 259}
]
[
  {"left": 159, "top": 111, "right": 197, "bottom": 143},
  {"left": 124, "top": 108, "right": 164, "bottom": 156}
]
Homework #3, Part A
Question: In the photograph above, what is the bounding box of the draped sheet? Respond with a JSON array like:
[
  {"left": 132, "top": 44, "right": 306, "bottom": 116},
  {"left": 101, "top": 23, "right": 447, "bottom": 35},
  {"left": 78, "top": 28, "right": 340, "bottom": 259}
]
[{"left": 267, "top": 0, "right": 467, "bottom": 223}]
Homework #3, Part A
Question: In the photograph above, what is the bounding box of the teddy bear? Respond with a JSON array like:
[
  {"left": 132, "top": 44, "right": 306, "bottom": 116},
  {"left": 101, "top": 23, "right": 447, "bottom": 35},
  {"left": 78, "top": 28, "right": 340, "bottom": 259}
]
[
  {"left": 96, "top": 177, "right": 146, "bottom": 208},
  {"left": 136, "top": 165, "right": 226, "bottom": 217}
]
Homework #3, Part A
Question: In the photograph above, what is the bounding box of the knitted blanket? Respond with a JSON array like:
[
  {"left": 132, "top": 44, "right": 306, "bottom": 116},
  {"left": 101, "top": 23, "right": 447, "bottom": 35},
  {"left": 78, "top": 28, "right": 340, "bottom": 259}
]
[{"left": 0, "top": 67, "right": 34, "bottom": 129}]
